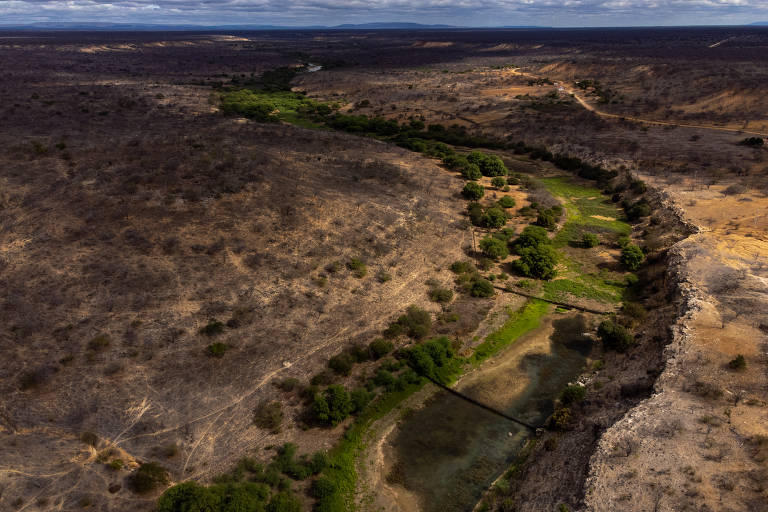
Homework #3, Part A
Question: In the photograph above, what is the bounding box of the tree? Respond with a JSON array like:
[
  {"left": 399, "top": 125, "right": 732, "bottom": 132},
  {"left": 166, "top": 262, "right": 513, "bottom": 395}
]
[
  {"left": 462, "top": 182, "right": 484, "bottom": 200},
  {"left": 620, "top": 244, "right": 644, "bottom": 270},
  {"left": 479, "top": 236, "right": 509, "bottom": 260},
  {"left": 535, "top": 211, "right": 557, "bottom": 230},
  {"left": 491, "top": 176, "right": 506, "bottom": 189},
  {"left": 597, "top": 320, "right": 634, "bottom": 352},
  {"left": 467, "top": 151, "right": 508, "bottom": 176},
  {"left": 461, "top": 163, "right": 482, "bottom": 181},
  {"left": 157, "top": 482, "right": 220, "bottom": 512},
  {"left": 512, "top": 225, "right": 550, "bottom": 252},
  {"left": 483, "top": 206, "right": 508, "bottom": 229},
  {"left": 328, "top": 353, "right": 355, "bottom": 376},
  {"left": 470, "top": 277, "right": 495, "bottom": 297},
  {"left": 131, "top": 462, "right": 169, "bottom": 494},
  {"left": 512, "top": 245, "right": 558, "bottom": 280},
  {"left": 497, "top": 196, "right": 516, "bottom": 208},
  {"left": 313, "top": 385, "right": 353, "bottom": 425}
]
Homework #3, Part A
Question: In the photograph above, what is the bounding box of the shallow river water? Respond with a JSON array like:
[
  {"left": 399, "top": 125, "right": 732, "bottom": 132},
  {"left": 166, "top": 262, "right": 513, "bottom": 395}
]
[{"left": 389, "top": 313, "right": 592, "bottom": 512}]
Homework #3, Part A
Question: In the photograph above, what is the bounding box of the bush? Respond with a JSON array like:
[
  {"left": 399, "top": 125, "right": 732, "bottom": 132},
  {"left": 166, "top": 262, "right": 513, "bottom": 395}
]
[
  {"left": 621, "top": 302, "right": 647, "bottom": 321},
  {"left": 491, "top": 176, "right": 507, "bottom": 189},
  {"left": 328, "top": 352, "right": 355, "bottom": 376},
  {"left": 620, "top": 244, "right": 644, "bottom": 270},
  {"left": 88, "top": 334, "right": 111, "bottom": 351},
  {"left": 560, "top": 385, "right": 586, "bottom": 405},
  {"left": 313, "top": 385, "right": 353, "bottom": 426},
  {"left": 462, "top": 182, "right": 485, "bottom": 200},
  {"left": 483, "top": 206, "right": 508, "bottom": 229},
  {"left": 130, "top": 462, "right": 169, "bottom": 494},
  {"left": 450, "top": 261, "right": 474, "bottom": 274},
  {"left": 402, "top": 337, "right": 460, "bottom": 384},
  {"left": 497, "top": 196, "right": 516, "bottom": 208},
  {"left": 512, "top": 225, "right": 550, "bottom": 252},
  {"left": 277, "top": 378, "right": 300, "bottom": 392},
  {"left": 350, "top": 388, "right": 374, "bottom": 413},
  {"left": 376, "top": 270, "right": 392, "bottom": 283},
  {"left": 157, "top": 482, "right": 219, "bottom": 512},
  {"left": 385, "top": 306, "right": 432, "bottom": 340},
  {"left": 199, "top": 320, "right": 225, "bottom": 336},
  {"left": 254, "top": 401, "right": 283, "bottom": 433},
  {"left": 429, "top": 287, "right": 454, "bottom": 304},
  {"left": 479, "top": 236, "right": 509, "bottom": 261},
  {"left": 535, "top": 211, "right": 557, "bottom": 230},
  {"left": 728, "top": 354, "right": 746, "bottom": 371},
  {"left": 347, "top": 258, "right": 367, "bottom": 278},
  {"left": 206, "top": 342, "right": 228, "bottom": 358},
  {"left": 549, "top": 407, "right": 572, "bottom": 430},
  {"left": 312, "top": 477, "right": 338, "bottom": 500},
  {"left": 368, "top": 339, "right": 394, "bottom": 359},
  {"left": 597, "top": 320, "right": 635, "bottom": 352},
  {"left": 461, "top": 163, "right": 482, "bottom": 181},
  {"left": 470, "top": 277, "right": 495, "bottom": 297},
  {"left": 80, "top": 431, "right": 99, "bottom": 447},
  {"left": 267, "top": 492, "right": 301, "bottom": 512},
  {"left": 625, "top": 199, "right": 651, "bottom": 221},
  {"left": 580, "top": 233, "right": 600, "bottom": 248},
  {"left": 740, "top": 137, "right": 764, "bottom": 147},
  {"left": 512, "top": 245, "right": 558, "bottom": 280}
]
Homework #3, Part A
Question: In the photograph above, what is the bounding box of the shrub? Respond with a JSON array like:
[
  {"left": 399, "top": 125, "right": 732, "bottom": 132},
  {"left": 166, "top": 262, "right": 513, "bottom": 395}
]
[
  {"left": 549, "top": 407, "right": 572, "bottom": 430},
  {"left": 512, "top": 225, "right": 550, "bottom": 252},
  {"left": 88, "top": 334, "right": 111, "bottom": 351},
  {"left": 462, "top": 182, "right": 485, "bottom": 200},
  {"left": 491, "top": 176, "right": 507, "bottom": 189},
  {"left": 497, "top": 196, "right": 516, "bottom": 208},
  {"left": 206, "top": 342, "right": 228, "bottom": 358},
  {"left": 312, "top": 477, "right": 338, "bottom": 500},
  {"left": 429, "top": 287, "right": 454, "bottom": 304},
  {"left": 535, "top": 211, "right": 557, "bottom": 230},
  {"left": 461, "top": 163, "right": 482, "bottom": 181},
  {"left": 483, "top": 206, "right": 508, "bottom": 229},
  {"left": 108, "top": 459, "right": 124, "bottom": 471},
  {"left": 130, "top": 462, "right": 169, "bottom": 494},
  {"left": 625, "top": 199, "right": 651, "bottom": 221},
  {"left": 470, "top": 277, "right": 495, "bottom": 297},
  {"left": 597, "top": 320, "right": 635, "bottom": 352},
  {"left": 402, "top": 337, "right": 460, "bottom": 384},
  {"left": 199, "top": 320, "right": 225, "bottom": 336},
  {"left": 157, "top": 482, "right": 220, "bottom": 512},
  {"left": 621, "top": 302, "right": 647, "bottom": 321},
  {"left": 467, "top": 202, "right": 485, "bottom": 226},
  {"left": 376, "top": 270, "right": 392, "bottom": 283},
  {"left": 385, "top": 306, "right": 432, "bottom": 340},
  {"left": 728, "top": 354, "right": 746, "bottom": 371},
  {"left": 313, "top": 385, "right": 353, "bottom": 426},
  {"left": 581, "top": 233, "right": 599, "bottom": 248},
  {"left": 560, "top": 385, "right": 586, "bottom": 405},
  {"left": 450, "top": 261, "right": 475, "bottom": 274},
  {"left": 348, "top": 344, "right": 371, "bottom": 363},
  {"left": 80, "top": 431, "right": 99, "bottom": 447},
  {"left": 254, "top": 401, "right": 283, "bottom": 433},
  {"left": 350, "top": 388, "right": 374, "bottom": 413},
  {"left": 620, "top": 244, "right": 644, "bottom": 270},
  {"left": 347, "top": 258, "right": 367, "bottom": 278},
  {"left": 276, "top": 378, "right": 300, "bottom": 392},
  {"left": 368, "top": 339, "right": 394, "bottom": 359},
  {"left": 267, "top": 492, "right": 301, "bottom": 512},
  {"left": 328, "top": 353, "right": 355, "bottom": 376},
  {"left": 512, "top": 245, "right": 558, "bottom": 280},
  {"left": 479, "top": 236, "right": 509, "bottom": 260},
  {"left": 19, "top": 368, "right": 47, "bottom": 391},
  {"left": 740, "top": 137, "right": 764, "bottom": 147}
]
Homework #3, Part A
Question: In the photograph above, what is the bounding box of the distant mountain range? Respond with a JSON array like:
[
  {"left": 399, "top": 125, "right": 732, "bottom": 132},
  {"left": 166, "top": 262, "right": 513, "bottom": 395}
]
[
  {"left": 0, "top": 21, "right": 553, "bottom": 31},
  {"left": 751, "top": 22, "right": 768, "bottom": 26}
]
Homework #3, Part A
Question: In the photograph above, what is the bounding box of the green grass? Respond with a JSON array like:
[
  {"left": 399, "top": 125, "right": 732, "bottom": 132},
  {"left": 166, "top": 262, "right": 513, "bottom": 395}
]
[
  {"left": 542, "top": 278, "right": 620, "bottom": 304},
  {"left": 471, "top": 299, "right": 550, "bottom": 365},
  {"left": 318, "top": 382, "right": 425, "bottom": 511},
  {"left": 540, "top": 177, "right": 630, "bottom": 248}
]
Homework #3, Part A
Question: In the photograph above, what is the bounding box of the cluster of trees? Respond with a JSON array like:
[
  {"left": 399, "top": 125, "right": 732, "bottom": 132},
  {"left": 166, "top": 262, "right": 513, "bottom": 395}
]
[
  {"left": 401, "top": 337, "right": 462, "bottom": 385},
  {"left": 157, "top": 443, "right": 328, "bottom": 512},
  {"left": 511, "top": 226, "right": 558, "bottom": 280},
  {"left": 467, "top": 202, "right": 510, "bottom": 229}
]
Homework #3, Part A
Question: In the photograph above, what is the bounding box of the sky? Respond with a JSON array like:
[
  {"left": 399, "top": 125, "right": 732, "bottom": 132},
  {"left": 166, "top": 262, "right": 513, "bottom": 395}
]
[{"left": 1, "top": 0, "right": 767, "bottom": 27}]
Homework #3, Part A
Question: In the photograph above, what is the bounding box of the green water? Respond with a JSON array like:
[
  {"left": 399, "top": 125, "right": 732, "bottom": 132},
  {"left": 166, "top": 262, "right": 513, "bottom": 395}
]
[{"left": 389, "top": 315, "right": 592, "bottom": 512}]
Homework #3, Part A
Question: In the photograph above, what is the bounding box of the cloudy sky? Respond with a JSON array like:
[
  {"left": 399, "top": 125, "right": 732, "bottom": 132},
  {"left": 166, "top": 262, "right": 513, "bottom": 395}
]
[{"left": 1, "top": 0, "right": 767, "bottom": 27}]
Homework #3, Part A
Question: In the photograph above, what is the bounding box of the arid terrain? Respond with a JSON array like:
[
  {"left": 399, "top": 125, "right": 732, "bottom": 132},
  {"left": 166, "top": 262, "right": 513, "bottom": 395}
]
[{"left": 1, "top": 27, "right": 766, "bottom": 512}]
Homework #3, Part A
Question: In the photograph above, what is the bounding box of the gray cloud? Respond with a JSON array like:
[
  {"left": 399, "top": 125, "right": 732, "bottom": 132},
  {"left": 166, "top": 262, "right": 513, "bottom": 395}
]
[{"left": 1, "top": 0, "right": 767, "bottom": 26}]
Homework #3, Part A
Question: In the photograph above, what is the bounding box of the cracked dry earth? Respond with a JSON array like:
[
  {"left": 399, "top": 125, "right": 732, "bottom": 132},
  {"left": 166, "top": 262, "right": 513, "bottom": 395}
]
[{"left": 584, "top": 180, "right": 768, "bottom": 512}]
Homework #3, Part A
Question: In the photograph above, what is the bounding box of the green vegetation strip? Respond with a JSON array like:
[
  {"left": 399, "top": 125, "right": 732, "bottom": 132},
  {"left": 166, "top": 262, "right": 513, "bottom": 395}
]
[{"left": 471, "top": 299, "right": 550, "bottom": 365}]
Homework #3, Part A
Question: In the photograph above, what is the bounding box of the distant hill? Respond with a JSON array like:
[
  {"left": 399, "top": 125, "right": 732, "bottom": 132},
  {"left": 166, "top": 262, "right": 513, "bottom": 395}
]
[
  {"left": 750, "top": 22, "right": 768, "bottom": 26},
  {"left": 0, "top": 21, "right": 457, "bottom": 31},
  {"left": 332, "top": 22, "right": 456, "bottom": 29}
]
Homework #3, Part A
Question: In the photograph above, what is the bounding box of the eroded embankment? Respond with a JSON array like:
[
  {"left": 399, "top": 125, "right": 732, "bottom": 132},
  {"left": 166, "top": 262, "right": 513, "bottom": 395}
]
[{"left": 584, "top": 229, "right": 768, "bottom": 511}]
